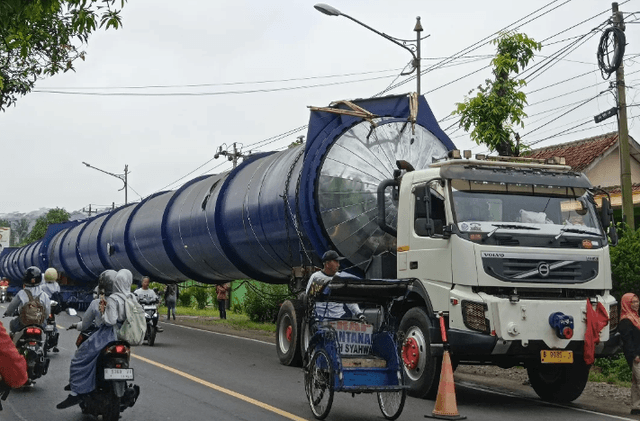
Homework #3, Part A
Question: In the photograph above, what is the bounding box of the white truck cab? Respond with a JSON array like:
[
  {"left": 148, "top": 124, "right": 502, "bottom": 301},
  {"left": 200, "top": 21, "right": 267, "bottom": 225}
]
[{"left": 384, "top": 153, "right": 619, "bottom": 402}]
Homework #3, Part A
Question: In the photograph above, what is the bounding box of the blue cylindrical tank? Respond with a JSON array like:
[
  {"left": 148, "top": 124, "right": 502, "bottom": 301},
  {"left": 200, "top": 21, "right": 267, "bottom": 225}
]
[{"left": 0, "top": 94, "right": 454, "bottom": 285}]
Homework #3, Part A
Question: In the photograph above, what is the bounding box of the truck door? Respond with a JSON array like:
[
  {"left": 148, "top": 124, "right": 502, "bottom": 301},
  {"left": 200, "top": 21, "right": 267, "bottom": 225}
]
[{"left": 400, "top": 180, "right": 452, "bottom": 285}]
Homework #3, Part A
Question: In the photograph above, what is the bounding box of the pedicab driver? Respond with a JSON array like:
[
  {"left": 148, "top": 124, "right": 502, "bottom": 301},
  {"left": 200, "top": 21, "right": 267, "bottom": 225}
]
[{"left": 306, "top": 250, "right": 366, "bottom": 321}]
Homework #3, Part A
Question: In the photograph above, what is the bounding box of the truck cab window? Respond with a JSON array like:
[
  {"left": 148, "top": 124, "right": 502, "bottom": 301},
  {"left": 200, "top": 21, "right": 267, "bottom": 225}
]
[{"left": 414, "top": 180, "right": 445, "bottom": 237}]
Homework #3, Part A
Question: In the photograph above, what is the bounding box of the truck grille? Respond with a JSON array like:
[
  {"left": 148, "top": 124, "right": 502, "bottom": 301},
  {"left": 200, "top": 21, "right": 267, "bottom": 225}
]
[{"left": 482, "top": 253, "right": 599, "bottom": 284}]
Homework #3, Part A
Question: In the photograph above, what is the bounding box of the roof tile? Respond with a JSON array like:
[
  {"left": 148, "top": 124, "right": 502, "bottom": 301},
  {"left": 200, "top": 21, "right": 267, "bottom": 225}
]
[{"left": 524, "top": 132, "right": 618, "bottom": 171}]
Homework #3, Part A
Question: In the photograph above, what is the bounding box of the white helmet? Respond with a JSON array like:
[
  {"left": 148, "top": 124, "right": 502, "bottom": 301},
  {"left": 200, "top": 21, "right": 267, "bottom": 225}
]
[{"left": 44, "top": 267, "right": 58, "bottom": 283}]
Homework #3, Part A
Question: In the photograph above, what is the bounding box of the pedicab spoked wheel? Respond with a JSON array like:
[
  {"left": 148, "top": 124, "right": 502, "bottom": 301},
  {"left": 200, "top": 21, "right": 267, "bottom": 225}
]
[
  {"left": 377, "top": 389, "right": 406, "bottom": 420},
  {"left": 305, "top": 349, "right": 334, "bottom": 420}
]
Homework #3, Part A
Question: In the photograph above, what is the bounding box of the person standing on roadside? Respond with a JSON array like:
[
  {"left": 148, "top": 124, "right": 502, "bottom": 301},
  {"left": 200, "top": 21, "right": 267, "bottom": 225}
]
[
  {"left": 164, "top": 282, "right": 178, "bottom": 321},
  {"left": 216, "top": 283, "right": 231, "bottom": 320},
  {"left": 619, "top": 293, "right": 640, "bottom": 415}
]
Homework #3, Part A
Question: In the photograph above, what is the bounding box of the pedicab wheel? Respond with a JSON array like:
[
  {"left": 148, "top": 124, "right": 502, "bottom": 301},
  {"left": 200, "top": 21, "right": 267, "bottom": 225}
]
[
  {"left": 377, "top": 389, "right": 406, "bottom": 420},
  {"left": 305, "top": 349, "right": 334, "bottom": 420}
]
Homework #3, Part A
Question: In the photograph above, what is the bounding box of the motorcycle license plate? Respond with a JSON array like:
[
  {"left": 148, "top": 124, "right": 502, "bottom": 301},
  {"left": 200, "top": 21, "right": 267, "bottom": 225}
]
[
  {"left": 45, "top": 325, "right": 55, "bottom": 331},
  {"left": 540, "top": 350, "right": 573, "bottom": 363},
  {"left": 104, "top": 368, "right": 134, "bottom": 380}
]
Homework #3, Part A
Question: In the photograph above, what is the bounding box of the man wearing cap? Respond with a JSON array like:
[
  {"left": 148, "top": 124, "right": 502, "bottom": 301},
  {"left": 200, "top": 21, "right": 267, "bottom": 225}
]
[{"left": 305, "top": 250, "right": 366, "bottom": 321}]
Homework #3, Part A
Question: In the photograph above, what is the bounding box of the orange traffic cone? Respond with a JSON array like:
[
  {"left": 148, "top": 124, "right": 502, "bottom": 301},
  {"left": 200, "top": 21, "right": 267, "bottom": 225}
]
[{"left": 425, "top": 349, "right": 466, "bottom": 420}]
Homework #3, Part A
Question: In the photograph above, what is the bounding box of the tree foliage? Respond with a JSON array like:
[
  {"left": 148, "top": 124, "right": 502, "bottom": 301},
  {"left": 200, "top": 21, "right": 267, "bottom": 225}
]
[
  {"left": 610, "top": 225, "right": 640, "bottom": 299},
  {"left": 13, "top": 218, "right": 30, "bottom": 245},
  {"left": 21, "top": 207, "right": 69, "bottom": 245},
  {"left": 452, "top": 32, "right": 541, "bottom": 156},
  {"left": 0, "top": 0, "right": 126, "bottom": 111}
]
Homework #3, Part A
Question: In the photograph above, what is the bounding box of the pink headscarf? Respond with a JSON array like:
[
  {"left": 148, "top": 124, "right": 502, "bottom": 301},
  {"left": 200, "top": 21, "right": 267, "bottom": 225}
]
[{"left": 620, "top": 293, "right": 640, "bottom": 330}]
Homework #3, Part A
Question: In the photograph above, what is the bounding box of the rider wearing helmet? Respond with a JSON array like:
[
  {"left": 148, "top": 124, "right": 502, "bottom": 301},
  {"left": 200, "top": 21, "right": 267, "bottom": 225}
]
[{"left": 3, "top": 266, "right": 51, "bottom": 338}]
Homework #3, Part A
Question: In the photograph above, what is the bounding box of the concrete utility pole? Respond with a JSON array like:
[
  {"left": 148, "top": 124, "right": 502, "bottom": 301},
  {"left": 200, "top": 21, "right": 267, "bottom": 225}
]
[
  {"left": 215, "top": 143, "right": 245, "bottom": 169},
  {"left": 613, "top": 2, "right": 634, "bottom": 229},
  {"left": 82, "top": 162, "right": 129, "bottom": 205}
]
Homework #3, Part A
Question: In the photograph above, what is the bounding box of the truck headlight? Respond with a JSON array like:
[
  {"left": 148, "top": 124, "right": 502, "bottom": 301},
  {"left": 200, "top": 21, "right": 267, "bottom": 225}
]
[{"left": 461, "top": 301, "right": 490, "bottom": 333}]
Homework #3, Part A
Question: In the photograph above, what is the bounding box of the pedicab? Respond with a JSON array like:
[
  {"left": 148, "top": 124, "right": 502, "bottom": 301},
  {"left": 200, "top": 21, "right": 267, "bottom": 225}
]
[{"left": 303, "top": 276, "right": 412, "bottom": 420}]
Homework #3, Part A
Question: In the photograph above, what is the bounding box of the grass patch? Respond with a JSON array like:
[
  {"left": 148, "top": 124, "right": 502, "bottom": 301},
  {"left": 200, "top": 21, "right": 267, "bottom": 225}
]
[
  {"left": 589, "top": 354, "right": 632, "bottom": 387},
  {"left": 159, "top": 305, "right": 276, "bottom": 334}
]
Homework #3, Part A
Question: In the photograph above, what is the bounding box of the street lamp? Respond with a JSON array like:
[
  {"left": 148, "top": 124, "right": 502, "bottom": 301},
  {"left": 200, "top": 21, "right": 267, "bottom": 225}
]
[
  {"left": 82, "top": 162, "right": 129, "bottom": 205},
  {"left": 314, "top": 3, "right": 428, "bottom": 95}
]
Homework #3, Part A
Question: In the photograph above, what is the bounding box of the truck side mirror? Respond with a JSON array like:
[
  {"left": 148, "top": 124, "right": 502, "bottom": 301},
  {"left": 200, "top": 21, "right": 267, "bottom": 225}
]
[
  {"left": 600, "top": 197, "right": 618, "bottom": 246},
  {"left": 377, "top": 179, "right": 399, "bottom": 237},
  {"left": 600, "top": 197, "right": 612, "bottom": 228}
]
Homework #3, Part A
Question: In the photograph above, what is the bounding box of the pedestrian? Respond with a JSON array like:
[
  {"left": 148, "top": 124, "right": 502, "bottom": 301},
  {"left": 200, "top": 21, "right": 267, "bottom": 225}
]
[
  {"left": 165, "top": 282, "right": 178, "bottom": 321},
  {"left": 306, "top": 250, "right": 366, "bottom": 322},
  {"left": 619, "top": 292, "right": 640, "bottom": 415},
  {"left": 0, "top": 320, "right": 28, "bottom": 389},
  {"left": 216, "top": 283, "right": 231, "bottom": 320}
]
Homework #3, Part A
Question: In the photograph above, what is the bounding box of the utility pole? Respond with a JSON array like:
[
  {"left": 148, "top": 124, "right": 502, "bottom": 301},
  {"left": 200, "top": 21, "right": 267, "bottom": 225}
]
[
  {"left": 124, "top": 164, "right": 129, "bottom": 205},
  {"left": 613, "top": 2, "right": 634, "bottom": 229},
  {"left": 215, "top": 142, "right": 246, "bottom": 169}
]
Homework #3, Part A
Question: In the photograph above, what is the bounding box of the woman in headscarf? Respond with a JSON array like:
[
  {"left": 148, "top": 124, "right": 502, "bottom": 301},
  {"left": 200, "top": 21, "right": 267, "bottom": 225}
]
[
  {"left": 104, "top": 269, "right": 136, "bottom": 326},
  {"left": 619, "top": 293, "right": 640, "bottom": 415},
  {"left": 57, "top": 270, "right": 119, "bottom": 409}
]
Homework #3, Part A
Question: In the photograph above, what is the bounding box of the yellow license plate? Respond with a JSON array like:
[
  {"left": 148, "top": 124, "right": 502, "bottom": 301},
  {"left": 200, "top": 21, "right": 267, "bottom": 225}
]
[{"left": 540, "top": 350, "right": 573, "bottom": 363}]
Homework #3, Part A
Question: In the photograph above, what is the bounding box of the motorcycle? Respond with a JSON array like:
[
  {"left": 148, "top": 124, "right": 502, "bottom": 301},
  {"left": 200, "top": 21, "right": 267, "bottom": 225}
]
[
  {"left": 69, "top": 308, "right": 140, "bottom": 421},
  {"left": 13, "top": 324, "right": 49, "bottom": 386},
  {"left": 0, "top": 285, "right": 8, "bottom": 303},
  {"left": 139, "top": 298, "right": 158, "bottom": 346},
  {"left": 44, "top": 300, "right": 60, "bottom": 355},
  {"left": 0, "top": 376, "right": 10, "bottom": 411}
]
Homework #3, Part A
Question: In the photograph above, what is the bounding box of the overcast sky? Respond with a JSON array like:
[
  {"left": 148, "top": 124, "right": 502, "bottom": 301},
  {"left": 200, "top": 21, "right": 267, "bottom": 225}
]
[{"left": 1, "top": 0, "right": 638, "bottom": 214}]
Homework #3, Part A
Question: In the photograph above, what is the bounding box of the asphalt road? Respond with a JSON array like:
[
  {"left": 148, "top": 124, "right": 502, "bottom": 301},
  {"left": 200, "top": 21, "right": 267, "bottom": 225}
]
[{"left": 0, "top": 303, "right": 636, "bottom": 421}]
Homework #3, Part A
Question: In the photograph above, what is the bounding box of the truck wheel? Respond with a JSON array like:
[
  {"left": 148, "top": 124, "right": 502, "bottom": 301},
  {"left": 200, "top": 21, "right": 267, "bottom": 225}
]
[
  {"left": 399, "top": 307, "right": 441, "bottom": 399},
  {"left": 276, "top": 299, "right": 304, "bottom": 366},
  {"left": 526, "top": 358, "right": 589, "bottom": 402}
]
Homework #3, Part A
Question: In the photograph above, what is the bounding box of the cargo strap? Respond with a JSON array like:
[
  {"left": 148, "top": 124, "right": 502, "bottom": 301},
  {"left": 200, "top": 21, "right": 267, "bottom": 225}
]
[
  {"left": 309, "top": 100, "right": 378, "bottom": 127},
  {"left": 408, "top": 92, "right": 418, "bottom": 134}
]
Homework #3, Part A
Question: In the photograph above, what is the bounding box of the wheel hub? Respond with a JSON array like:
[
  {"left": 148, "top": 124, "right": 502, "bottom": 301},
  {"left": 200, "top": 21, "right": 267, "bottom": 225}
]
[
  {"left": 402, "top": 337, "right": 419, "bottom": 370},
  {"left": 286, "top": 325, "right": 292, "bottom": 342}
]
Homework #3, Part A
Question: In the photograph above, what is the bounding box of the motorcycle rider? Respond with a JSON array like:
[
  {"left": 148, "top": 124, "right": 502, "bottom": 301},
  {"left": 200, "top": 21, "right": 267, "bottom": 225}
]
[
  {"left": 134, "top": 276, "right": 162, "bottom": 332},
  {"left": 57, "top": 270, "right": 118, "bottom": 409},
  {"left": 41, "top": 267, "right": 62, "bottom": 352},
  {"left": 3, "top": 267, "right": 51, "bottom": 344}
]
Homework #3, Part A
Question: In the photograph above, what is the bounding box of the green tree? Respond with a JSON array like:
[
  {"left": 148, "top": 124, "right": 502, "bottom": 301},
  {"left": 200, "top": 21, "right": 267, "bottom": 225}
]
[
  {"left": 21, "top": 207, "right": 69, "bottom": 245},
  {"left": 13, "top": 218, "right": 30, "bottom": 245},
  {"left": 610, "top": 225, "right": 640, "bottom": 299},
  {"left": 452, "top": 32, "right": 541, "bottom": 156},
  {"left": 0, "top": 0, "right": 126, "bottom": 111}
]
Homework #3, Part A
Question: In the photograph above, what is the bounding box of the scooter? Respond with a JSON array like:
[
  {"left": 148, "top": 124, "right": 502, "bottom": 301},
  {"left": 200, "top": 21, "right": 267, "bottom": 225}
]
[
  {"left": 13, "top": 324, "right": 50, "bottom": 386},
  {"left": 139, "top": 298, "right": 158, "bottom": 346},
  {"left": 0, "top": 376, "right": 10, "bottom": 410},
  {"left": 0, "top": 285, "right": 8, "bottom": 303},
  {"left": 44, "top": 300, "right": 60, "bottom": 355},
  {"left": 69, "top": 309, "right": 140, "bottom": 421}
]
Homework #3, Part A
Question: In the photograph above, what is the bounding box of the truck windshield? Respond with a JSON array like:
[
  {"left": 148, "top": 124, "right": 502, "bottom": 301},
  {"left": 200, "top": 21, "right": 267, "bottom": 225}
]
[{"left": 450, "top": 180, "right": 602, "bottom": 237}]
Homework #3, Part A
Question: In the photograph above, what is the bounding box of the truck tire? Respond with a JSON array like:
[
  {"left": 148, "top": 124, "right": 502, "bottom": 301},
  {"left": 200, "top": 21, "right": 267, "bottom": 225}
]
[
  {"left": 276, "top": 299, "right": 304, "bottom": 366},
  {"left": 526, "top": 358, "right": 589, "bottom": 402},
  {"left": 398, "top": 307, "right": 441, "bottom": 399}
]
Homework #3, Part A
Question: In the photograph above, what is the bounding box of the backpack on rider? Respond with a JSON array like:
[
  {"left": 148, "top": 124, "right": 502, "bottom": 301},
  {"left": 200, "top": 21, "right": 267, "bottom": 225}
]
[
  {"left": 19, "top": 290, "right": 46, "bottom": 327},
  {"left": 114, "top": 294, "right": 146, "bottom": 346}
]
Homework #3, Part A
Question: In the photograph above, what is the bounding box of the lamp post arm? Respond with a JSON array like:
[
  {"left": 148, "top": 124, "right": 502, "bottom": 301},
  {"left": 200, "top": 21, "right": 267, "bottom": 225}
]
[
  {"left": 82, "top": 162, "right": 125, "bottom": 182},
  {"left": 340, "top": 13, "right": 418, "bottom": 62}
]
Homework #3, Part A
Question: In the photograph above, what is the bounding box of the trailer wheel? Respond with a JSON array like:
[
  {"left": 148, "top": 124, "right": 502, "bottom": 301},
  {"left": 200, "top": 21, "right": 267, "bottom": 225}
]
[
  {"left": 526, "top": 358, "right": 589, "bottom": 402},
  {"left": 398, "top": 307, "right": 441, "bottom": 399},
  {"left": 276, "top": 299, "right": 304, "bottom": 366}
]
